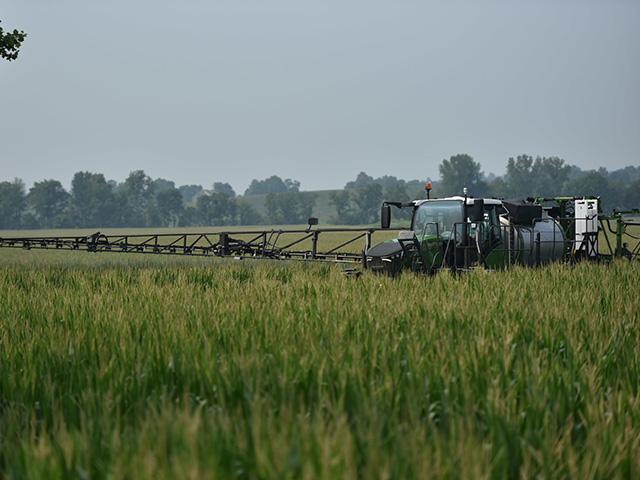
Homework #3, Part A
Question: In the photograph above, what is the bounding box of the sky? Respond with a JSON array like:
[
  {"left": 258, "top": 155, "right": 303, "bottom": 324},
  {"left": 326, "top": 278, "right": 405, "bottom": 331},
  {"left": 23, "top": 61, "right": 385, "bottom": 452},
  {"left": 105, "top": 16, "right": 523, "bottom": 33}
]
[{"left": 1, "top": 0, "right": 639, "bottom": 193}]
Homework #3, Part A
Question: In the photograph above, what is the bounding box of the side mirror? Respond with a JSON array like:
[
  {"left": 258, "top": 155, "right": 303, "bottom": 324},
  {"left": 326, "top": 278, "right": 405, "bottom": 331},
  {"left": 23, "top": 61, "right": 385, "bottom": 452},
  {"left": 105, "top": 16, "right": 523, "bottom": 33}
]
[
  {"left": 307, "top": 217, "right": 318, "bottom": 227},
  {"left": 381, "top": 204, "right": 391, "bottom": 229},
  {"left": 471, "top": 199, "right": 484, "bottom": 222}
]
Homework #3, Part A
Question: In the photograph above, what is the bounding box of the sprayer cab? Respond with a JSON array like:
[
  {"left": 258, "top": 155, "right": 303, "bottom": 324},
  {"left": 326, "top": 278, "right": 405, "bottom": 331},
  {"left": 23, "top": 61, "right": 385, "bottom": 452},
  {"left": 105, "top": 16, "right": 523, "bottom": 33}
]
[
  {"left": 370, "top": 197, "right": 505, "bottom": 274},
  {"left": 368, "top": 194, "right": 576, "bottom": 275}
]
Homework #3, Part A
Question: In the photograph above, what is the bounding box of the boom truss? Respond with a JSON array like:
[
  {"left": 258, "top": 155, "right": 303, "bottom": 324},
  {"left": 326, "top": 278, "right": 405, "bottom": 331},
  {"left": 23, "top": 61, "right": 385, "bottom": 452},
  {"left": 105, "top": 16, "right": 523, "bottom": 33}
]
[{"left": 0, "top": 227, "right": 400, "bottom": 264}]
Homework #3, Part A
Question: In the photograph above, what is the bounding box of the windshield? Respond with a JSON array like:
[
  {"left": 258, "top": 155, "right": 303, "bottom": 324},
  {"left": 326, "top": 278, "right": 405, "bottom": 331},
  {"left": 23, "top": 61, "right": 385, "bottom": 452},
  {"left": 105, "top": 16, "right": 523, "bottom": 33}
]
[{"left": 412, "top": 200, "right": 463, "bottom": 239}]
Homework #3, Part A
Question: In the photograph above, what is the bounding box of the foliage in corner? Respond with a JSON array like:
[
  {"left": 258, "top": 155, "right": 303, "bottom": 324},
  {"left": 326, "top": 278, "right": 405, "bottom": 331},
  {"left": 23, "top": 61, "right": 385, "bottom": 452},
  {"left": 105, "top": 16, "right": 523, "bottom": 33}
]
[{"left": 0, "top": 21, "right": 27, "bottom": 61}]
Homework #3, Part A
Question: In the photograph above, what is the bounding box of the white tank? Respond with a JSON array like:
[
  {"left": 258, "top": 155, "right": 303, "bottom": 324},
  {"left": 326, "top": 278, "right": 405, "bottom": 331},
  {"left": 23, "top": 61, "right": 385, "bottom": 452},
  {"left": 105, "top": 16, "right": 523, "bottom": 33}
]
[{"left": 500, "top": 216, "right": 566, "bottom": 265}]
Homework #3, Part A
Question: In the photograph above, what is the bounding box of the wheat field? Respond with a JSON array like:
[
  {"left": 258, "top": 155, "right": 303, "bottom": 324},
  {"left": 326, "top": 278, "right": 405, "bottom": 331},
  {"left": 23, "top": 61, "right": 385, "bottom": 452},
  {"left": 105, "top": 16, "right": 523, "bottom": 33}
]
[{"left": 0, "top": 246, "right": 639, "bottom": 479}]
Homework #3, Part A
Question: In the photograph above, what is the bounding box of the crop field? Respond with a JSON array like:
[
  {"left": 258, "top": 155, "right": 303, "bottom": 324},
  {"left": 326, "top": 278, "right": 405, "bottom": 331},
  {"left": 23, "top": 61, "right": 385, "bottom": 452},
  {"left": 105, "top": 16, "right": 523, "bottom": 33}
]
[{"left": 1, "top": 231, "right": 639, "bottom": 479}]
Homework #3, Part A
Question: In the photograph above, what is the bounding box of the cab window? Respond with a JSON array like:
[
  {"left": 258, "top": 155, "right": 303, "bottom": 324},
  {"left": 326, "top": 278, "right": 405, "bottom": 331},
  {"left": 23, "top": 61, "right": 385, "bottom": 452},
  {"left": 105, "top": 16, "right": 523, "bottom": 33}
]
[{"left": 412, "top": 201, "right": 463, "bottom": 240}]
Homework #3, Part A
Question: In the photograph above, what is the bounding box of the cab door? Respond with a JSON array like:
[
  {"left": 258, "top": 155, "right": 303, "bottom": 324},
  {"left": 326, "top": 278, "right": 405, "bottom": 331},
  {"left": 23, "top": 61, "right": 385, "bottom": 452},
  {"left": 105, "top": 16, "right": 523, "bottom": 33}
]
[{"left": 481, "top": 205, "right": 508, "bottom": 268}]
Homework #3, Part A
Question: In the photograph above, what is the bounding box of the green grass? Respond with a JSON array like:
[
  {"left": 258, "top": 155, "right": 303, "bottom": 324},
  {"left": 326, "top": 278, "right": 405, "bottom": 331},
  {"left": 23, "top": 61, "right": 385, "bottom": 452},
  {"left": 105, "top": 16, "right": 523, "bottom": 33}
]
[{"left": 0, "top": 247, "right": 639, "bottom": 479}]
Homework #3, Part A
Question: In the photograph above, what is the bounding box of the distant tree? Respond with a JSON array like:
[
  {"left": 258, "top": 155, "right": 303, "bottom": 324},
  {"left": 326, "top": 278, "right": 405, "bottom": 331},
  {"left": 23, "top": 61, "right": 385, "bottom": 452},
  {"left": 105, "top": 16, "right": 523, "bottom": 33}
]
[
  {"left": 20, "top": 212, "right": 40, "bottom": 229},
  {"left": 530, "top": 157, "right": 571, "bottom": 196},
  {"left": 624, "top": 178, "right": 640, "bottom": 209},
  {"left": 67, "top": 172, "right": 118, "bottom": 227},
  {"left": 0, "top": 179, "right": 26, "bottom": 229},
  {"left": 330, "top": 190, "right": 358, "bottom": 224},
  {"left": 197, "top": 192, "right": 237, "bottom": 226},
  {"left": 564, "top": 164, "right": 584, "bottom": 184},
  {"left": 237, "top": 201, "right": 264, "bottom": 226},
  {"left": 330, "top": 184, "right": 384, "bottom": 225},
  {"left": 265, "top": 191, "right": 316, "bottom": 224},
  {"left": 284, "top": 178, "right": 301, "bottom": 192},
  {"left": 438, "top": 154, "right": 487, "bottom": 197},
  {"left": 149, "top": 178, "right": 176, "bottom": 196},
  {"left": 351, "top": 183, "right": 383, "bottom": 223},
  {"left": 27, "top": 179, "right": 69, "bottom": 228},
  {"left": 0, "top": 21, "right": 26, "bottom": 61},
  {"left": 501, "top": 155, "right": 571, "bottom": 198},
  {"left": 379, "top": 178, "right": 405, "bottom": 199},
  {"left": 178, "top": 184, "right": 203, "bottom": 204},
  {"left": 212, "top": 182, "right": 236, "bottom": 198},
  {"left": 605, "top": 180, "right": 628, "bottom": 211},
  {"left": 564, "top": 171, "right": 627, "bottom": 212},
  {"left": 119, "top": 170, "right": 153, "bottom": 226},
  {"left": 375, "top": 175, "right": 403, "bottom": 191},
  {"left": 179, "top": 205, "right": 199, "bottom": 227},
  {"left": 503, "top": 155, "right": 534, "bottom": 197},
  {"left": 565, "top": 171, "right": 606, "bottom": 198},
  {"left": 487, "top": 177, "right": 511, "bottom": 198},
  {"left": 607, "top": 166, "right": 640, "bottom": 187},
  {"left": 340, "top": 173, "right": 421, "bottom": 222},
  {"left": 298, "top": 192, "right": 317, "bottom": 221},
  {"left": 245, "top": 175, "right": 300, "bottom": 195},
  {"left": 155, "top": 188, "right": 184, "bottom": 227},
  {"left": 345, "top": 172, "right": 375, "bottom": 189}
]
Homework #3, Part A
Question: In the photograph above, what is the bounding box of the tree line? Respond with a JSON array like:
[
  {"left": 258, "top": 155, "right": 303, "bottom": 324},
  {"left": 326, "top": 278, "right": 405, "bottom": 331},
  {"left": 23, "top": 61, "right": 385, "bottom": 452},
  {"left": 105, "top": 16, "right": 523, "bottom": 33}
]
[
  {"left": 330, "top": 155, "right": 639, "bottom": 224},
  {"left": 434, "top": 154, "right": 640, "bottom": 207},
  {"left": 0, "top": 171, "right": 316, "bottom": 230},
  {"left": 0, "top": 155, "right": 638, "bottom": 230}
]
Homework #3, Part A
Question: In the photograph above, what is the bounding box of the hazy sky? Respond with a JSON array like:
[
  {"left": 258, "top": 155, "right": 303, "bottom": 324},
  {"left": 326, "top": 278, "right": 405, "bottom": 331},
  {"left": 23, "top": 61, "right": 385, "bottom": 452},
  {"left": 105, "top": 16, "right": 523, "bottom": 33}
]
[{"left": 1, "top": 0, "right": 639, "bottom": 192}]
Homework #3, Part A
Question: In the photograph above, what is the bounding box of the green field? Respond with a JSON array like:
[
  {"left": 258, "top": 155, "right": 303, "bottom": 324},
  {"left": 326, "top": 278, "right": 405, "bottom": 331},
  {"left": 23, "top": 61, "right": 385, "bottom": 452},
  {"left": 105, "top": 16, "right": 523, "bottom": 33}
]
[{"left": 0, "top": 242, "right": 639, "bottom": 479}]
